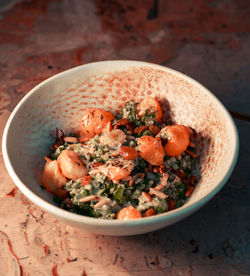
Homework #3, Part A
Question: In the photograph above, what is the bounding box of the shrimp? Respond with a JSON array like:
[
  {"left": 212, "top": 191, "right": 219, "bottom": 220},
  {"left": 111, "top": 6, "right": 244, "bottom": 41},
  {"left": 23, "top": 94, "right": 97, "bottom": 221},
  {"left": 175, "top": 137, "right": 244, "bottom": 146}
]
[
  {"left": 117, "top": 206, "right": 142, "bottom": 220},
  {"left": 158, "top": 125, "right": 190, "bottom": 156},
  {"left": 119, "top": 146, "right": 138, "bottom": 160},
  {"left": 136, "top": 96, "right": 162, "bottom": 122},
  {"left": 107, "top": 166, "right": 131, "bottom": 181},
  {"left": 80, "top": 108, "right": 114, "bottom": 141},
  {"left": 89, "top": 157, "right": 134, "bottom": 181},
  {"left": 99, "top": 129, "right": 126, "bottom": 148},
  {"left": 57, "top": 149, "right": 87, "bottom": 180},
  {"left": 41, "top": 159, "right": 68, "bottom": 199},
  {"left": 137, "top": 136, "right": 165, "bottom": 166}
]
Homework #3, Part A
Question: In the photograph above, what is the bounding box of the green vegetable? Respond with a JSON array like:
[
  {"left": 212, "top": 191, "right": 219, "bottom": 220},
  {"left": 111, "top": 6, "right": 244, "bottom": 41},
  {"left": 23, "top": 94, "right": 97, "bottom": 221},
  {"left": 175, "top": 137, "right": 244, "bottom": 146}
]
[
  {"left": 121, "top": 100, "right": 141, "bottom": 126},
  {"left": 141, "top": 109, "right": 155, "bottom": 125},
  {"left": 114, "top": 185, "right": 125, "bottom": 204}
]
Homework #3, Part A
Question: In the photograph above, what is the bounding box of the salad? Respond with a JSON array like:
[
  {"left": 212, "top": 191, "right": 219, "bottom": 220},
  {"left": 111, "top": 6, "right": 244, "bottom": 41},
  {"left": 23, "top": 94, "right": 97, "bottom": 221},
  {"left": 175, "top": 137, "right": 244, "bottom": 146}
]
[{"left": 41, "top": 97, "right": 198, "bottom": 220}]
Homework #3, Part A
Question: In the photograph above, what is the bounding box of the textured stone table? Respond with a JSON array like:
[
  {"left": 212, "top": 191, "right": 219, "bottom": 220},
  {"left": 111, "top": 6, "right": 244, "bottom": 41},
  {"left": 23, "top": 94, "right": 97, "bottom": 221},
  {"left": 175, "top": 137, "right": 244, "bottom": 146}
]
[{"left": 0, "top": 1, "right": 249, "bottom": 275}]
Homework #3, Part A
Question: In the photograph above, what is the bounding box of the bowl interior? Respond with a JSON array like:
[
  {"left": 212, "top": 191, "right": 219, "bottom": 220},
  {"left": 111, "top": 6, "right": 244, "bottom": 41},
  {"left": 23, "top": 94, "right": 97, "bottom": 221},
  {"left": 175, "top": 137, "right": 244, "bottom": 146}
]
[{"left": 4, "top": 61, "right": 237, "bottom": 214}]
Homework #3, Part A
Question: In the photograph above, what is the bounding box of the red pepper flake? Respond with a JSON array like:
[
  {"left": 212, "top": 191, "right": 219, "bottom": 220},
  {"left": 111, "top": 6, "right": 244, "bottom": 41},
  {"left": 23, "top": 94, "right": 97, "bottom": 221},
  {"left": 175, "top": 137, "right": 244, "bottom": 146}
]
[
  {"left": 6, "top": 187, "right": 18, "bottom": 197},
  {"left": 134, "top": 125, "right": 148, "bottom": 134}
]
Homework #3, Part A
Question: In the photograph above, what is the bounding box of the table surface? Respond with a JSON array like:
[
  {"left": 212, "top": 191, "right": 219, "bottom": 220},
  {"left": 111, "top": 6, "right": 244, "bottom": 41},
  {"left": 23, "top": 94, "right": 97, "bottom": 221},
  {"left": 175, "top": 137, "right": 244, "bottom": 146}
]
[{"left": 0, "top": 1, "right": 249, "bottom": 275}]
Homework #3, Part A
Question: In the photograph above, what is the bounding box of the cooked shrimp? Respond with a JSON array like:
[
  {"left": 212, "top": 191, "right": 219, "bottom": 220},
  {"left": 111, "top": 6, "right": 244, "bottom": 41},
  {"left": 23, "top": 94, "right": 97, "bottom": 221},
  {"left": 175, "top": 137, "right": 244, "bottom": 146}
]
[
  {"left": 41, "top": 159, "right": 68, "bottom": 199},
  {"left": 89, "top": 157, "right": 134, "bottom": 181},
  {"left": 57, "top": 149, "right": 87, "bottom": 180},
  {"left": 99, "top": 129, "right": 126, "bottom": 148},
  {"left": 107, "top": 166, "right": 131, "bottom": 181},
  {"left": 80, "top": 108, "right": 114, "bottom": 141},
  {"left": 119, "top": 146, "right": 138, "bottom": 160},
  {"left": 137, "top": 96, "right": 162, "bottom": 122},
  {"left": 89, "top": 165, "right": 131, "bottom": 181},
  {"left": 158, "top": 125, "right": 190, "bottom": 156},
  {"left": 117, "top": 206, "right": 142, "bottom": 220},
  {"left": 137, "top": 136, "right": 165, "bottom": 166}
]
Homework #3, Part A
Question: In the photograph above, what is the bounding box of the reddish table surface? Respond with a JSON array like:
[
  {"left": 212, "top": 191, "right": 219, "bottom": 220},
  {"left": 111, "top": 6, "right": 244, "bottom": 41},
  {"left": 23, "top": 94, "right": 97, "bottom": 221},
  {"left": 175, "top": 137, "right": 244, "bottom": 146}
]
[{"left": 0, "top": 1, "right": 249, "bottom": 275}]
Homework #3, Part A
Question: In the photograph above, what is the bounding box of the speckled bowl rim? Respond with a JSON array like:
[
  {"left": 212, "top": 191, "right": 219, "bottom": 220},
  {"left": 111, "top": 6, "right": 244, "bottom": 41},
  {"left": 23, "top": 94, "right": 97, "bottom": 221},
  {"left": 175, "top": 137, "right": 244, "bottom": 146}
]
[{"left": 2, "top": 60, "right": 239, "bottom": 230}]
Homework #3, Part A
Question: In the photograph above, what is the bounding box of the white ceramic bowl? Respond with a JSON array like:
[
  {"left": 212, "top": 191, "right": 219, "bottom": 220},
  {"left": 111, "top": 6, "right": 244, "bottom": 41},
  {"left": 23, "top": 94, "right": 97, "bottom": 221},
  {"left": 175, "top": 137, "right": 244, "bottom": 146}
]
[{"left": 2, "top": 60, "right": 239, "bottom": 236}]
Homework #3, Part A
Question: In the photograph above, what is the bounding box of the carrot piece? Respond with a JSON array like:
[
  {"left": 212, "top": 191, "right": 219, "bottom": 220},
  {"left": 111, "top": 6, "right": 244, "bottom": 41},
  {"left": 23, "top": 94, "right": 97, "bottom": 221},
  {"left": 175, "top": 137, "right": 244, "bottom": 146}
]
[
  {"left": 133, "top": 125, "right": 148, "bottom": 134},
  {"left": 144, "top": 208, "right": 155, "bottom": 217},
  {"left": 149, "top": 124, "right": 160, "bottom": 135},
  {"left": 114, "top": 119, "right": 130, "bottom": 129}
]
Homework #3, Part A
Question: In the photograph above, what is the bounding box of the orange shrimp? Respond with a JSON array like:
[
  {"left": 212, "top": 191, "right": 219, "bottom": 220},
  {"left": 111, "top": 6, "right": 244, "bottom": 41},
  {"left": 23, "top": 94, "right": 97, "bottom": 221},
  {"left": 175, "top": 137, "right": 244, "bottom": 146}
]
[
  {"left": 107, "top": 166, "right": 131, "bottom": 181},
  {"left": 137, "top": 136, "right": 165, "bottom": 166},
  {"left": 137, "top": 96, "right": 162, "bottom": 122},
  {"left": 117, "top": 206, "right": 142, "bottom": 220},
  {"left": 41, "top": 159, "right": 68, "bottom": 199},
  {"left": 80, "top": 108, "right": 114, "bottom": 141},
  {"left": 160, "top": 125, "right": 190, "bottom": 156},
  {"left": 119, "top": 146, "right": 138, "bottom": 160},
  {"left": 57, "top": 149, "right": 87, "bottom": 180},
  {"left": 89, "top": 157, "right": 134, "bottom": 181}
]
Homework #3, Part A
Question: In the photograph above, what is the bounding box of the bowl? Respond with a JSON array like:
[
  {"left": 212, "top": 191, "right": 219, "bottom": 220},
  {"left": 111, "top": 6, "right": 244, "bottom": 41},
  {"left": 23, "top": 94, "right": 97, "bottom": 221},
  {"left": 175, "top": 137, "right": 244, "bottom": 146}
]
[{"left": 2, "top": 60, "right": 239, "bottom": 236}]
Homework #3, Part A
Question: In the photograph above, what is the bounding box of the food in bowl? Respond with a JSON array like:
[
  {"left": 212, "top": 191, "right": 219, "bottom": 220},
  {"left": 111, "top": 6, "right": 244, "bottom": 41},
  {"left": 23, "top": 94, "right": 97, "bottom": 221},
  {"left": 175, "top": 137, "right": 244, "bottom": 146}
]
[
  {"left": 41, "top": 96, "right": 198, "bottom": 219},
  {"left": 2, "top": 60, "right": 238, "bottom": 235}
]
